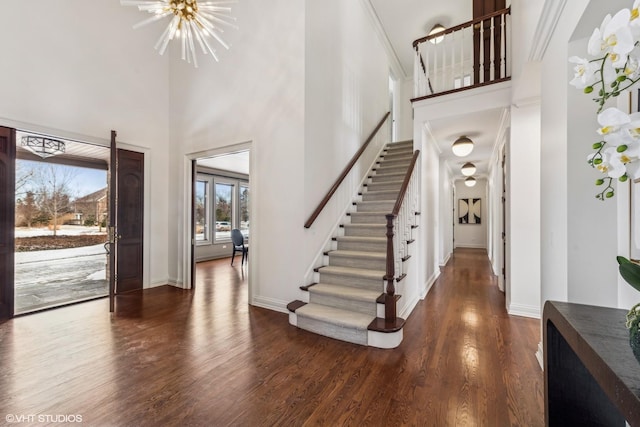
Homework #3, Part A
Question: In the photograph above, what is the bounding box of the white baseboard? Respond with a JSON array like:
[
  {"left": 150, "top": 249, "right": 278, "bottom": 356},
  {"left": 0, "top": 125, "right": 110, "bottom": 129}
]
[
  {"left": 420, "top": 270, "right": 440, "bottom": 299},
  {"left": 164, "top": 278, "right": 183, "bottom": 288},
  {"left": 439, "top": 252, "right": 451, "bottom": 267},
  {"left": 251, "top": 295, "right": 289, "bottom": 314},
  {"left": 399, "top": 294, "right": 420, "bottom": 319},
  {"left": 535, "top": 341, "right": 543, "bottom": 370},
  {"left": 454, "top": 243, "right": 487, "bottom": 249},
  {"left": 507, "top": 302, "right": 541, "bottom": 319}
]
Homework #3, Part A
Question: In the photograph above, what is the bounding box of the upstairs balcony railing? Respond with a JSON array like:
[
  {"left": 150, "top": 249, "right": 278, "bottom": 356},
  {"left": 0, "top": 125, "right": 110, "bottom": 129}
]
[{"left": 412, "top": 7, "right": 511, "bottom": 101}]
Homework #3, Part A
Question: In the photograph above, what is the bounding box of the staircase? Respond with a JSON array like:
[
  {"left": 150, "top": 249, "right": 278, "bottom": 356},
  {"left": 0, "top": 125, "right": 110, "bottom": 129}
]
[{"left": 288, "top": 140, "right": 415, "bottom": 348}]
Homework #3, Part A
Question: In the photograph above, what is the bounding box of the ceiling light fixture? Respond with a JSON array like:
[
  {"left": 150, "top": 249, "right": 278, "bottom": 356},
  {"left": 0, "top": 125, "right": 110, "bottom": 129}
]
[
  {"left": 461, "top": 162, "right": 476, "bottom": 176},
  {"left": 21, "top": 136, "right": 66, "bottom": 159},
  {"left": 428, "top": 24, "right": 445, "bottom": 44},
  {"left": 452, "top": 136, "right": 474, "bottom": 157},
  {"left": 464, "top": 176, "right": 477, "bottom": 187},
  {"left": 121, "top": 0, "right": 238, "bottom": 68}
]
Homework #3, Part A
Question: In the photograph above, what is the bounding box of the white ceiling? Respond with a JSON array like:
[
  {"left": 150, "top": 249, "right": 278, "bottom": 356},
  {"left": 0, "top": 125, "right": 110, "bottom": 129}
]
[
  {"left": 197, "top": 150, "right": 249, "bottom": 175},
  {"left": 369, "top": 0, "right": 472, "bottom": 77},
  {"left": 369, "top": 0, "right": 503, "bottom": 181}
]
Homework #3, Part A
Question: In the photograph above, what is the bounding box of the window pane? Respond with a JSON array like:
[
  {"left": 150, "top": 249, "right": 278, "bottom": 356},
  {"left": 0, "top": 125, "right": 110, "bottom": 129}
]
[
  {"left": 215, "top": 183, "right": 233, "bottom": 241},
  {"left": 240, "top": 184, "right": 249, "bottom": 236},
  {"left": 195, "top": 180, "right": 207, "bottom": 241}
]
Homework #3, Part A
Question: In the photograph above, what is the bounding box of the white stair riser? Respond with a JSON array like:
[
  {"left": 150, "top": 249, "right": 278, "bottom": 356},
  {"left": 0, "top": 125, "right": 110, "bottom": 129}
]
[
  {"left": 328, "top": 254, "right": 386, "bottom": 270},
  {"left": 318, "top": 271, "right": 383, "bottom": 291},
  {"left": 308, "top": 293, "right": 377, "bottom": 316},
  {"left": 343, "top": 225, "right": 386, "bottom": 237},
  {"left": 297, "top": 316, "right": 367, "bottom": 345}
]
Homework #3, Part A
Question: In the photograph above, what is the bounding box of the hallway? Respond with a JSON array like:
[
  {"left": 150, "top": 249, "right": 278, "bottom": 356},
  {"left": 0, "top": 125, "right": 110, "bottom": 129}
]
[{"left": 0, "top": 249, "right": 543, "bottom": 426}]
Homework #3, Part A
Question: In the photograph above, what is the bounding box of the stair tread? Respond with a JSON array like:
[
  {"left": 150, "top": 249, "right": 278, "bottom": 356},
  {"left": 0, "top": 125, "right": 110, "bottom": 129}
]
[
  {"left": 350, "top": 211, "right": 394, "bottom": 215},
  {"left": 296, "top": 303, "right": 374, "bottom": 330},
  {"left": 327, "top": 250, "right": 386, "bottom": 259},
  {"left": 343, "top": 223, "right": 386, "bottom": 228},
  {"left": 309, "top": 283, "right": 381, "bottom": 301},
  {"left": 335, "top": 236, "right": 386, "bottom": 242},
  {"left": 317, "top": 265, "right": 385, "bottom": 279}
]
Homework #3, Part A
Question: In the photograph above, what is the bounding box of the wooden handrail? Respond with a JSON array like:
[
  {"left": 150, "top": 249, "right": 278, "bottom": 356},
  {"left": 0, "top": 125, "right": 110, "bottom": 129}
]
[
  {"left": 384, "top": 149, "right": 420, "bottom": 321},
  {"left": 391, "top": 150, "right": 419, "bottom": 216},
  {"left": 412, "top": 7, "right": 511, "bottom": 48},
  {"left": 304, "top": 112, "right": 390, "bottom": 228}
]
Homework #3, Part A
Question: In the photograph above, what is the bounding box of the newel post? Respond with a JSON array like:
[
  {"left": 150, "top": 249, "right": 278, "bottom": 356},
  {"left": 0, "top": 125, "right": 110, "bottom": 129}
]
[{"left": 384, "top": 213, "right": 396, "bottom": 321}]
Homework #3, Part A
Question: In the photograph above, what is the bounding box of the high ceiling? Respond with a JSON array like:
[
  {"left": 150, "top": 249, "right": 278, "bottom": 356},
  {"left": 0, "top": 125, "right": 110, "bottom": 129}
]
[
  {"left": 369, "top": 0, "right": 472, "bottom": 77},
  {"left": 369, "top": 0, "right": 504, "bottom": 181}
]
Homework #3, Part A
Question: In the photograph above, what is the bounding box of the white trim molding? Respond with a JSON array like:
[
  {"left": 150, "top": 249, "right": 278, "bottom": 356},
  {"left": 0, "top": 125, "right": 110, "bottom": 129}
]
[
  {"left": 528, "top": 0, "right": 568, "bottom": 61},
  {"left": 507, "top": 302, "right": 541, "bottom": 319}
]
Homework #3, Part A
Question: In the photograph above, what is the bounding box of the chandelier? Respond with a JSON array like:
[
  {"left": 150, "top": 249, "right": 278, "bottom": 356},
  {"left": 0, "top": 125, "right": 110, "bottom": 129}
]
[
  {"left": 121, "top": 0, "right": 238, "bottom": 67},
  {"left": 21, "top": 136, "right": 66, "bottom": 159}
]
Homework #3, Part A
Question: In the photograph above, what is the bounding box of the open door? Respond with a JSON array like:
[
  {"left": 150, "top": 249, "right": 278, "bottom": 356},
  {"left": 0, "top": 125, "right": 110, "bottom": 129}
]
[
  {"left": 191, "top": 159, "right": 196, "bottom": 289},
  {"left": 0, "top": 126, "right": 16, "bottom": 319},
  {"left": 108, "top": 131, "right": 144, "bottom": 312}
]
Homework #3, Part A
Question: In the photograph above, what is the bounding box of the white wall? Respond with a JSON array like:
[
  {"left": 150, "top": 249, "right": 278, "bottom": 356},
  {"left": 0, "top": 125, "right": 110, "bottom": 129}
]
[
  {"left": 540, "top": 0, "right": 632, "bottom": 311},
  {"left": 454, "top": 179, "right": 487, "bottom": 249},
  {"left": 169, "top": 0, "right": 397, "bottom": 311},
  {"left": 303, "top": 0, "right": 392, "bottom": 264},
  {"left": 0, "top": 0, "right": 171, "bottom": 287},
  {"left": 417, "top": 128, "right": 441, "bottom": 295},
  {"left": 396, "top": 79, "right": 415, "bottom": 142},
  {"left": 439, "top": 159, "right": 454, "bottom": 266}
]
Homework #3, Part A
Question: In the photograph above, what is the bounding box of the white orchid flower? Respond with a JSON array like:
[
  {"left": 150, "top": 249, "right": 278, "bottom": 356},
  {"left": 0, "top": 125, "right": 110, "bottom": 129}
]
[
  {"left": 607, "top": 143, "right": 640, "bottom": 178},
  {"left": 569, "top": 56, "right": 599, "bottom": 89},
  {"left": 597, "top": 107, "right": 631, "bottom": 144},
  {"left": 589, "top": 9, "right": 635, "bottom": 68},
  {"left": 589, "top": 147, "right": 627, "bottom": 178},
  {"left": 625, "top": 52, "right": 640, "bottom": 80},
  {"left": 631, "top": 0, "right": 640, "bottom": 37}
]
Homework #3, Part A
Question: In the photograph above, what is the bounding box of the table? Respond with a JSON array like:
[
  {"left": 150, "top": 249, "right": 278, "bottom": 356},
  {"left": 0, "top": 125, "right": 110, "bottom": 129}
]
[{"left": 544, "top": 301, "right": 640, "bottom": 425}]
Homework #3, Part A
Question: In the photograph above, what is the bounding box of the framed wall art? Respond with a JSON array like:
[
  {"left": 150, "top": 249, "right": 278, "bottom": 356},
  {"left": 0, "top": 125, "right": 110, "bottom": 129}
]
[{"left": 459, "top": 198, "right": 481, "bottom": 224}]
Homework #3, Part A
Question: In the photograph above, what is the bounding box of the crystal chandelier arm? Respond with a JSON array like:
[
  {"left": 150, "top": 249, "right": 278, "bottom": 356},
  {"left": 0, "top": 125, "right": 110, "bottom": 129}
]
[
  {"left": 186, "top": 25, "right": 198, "bottom": 67},
  {"left": 132, "top": 11, "right": 173, "bottom": 30},
  {"left": 193, "top": 21, "right": 220, "bottom": 61},
  {"left": 198, "top": 11, "right": 239, "bottom": 30},
  {"left": 196, "top": 17, "right": 230, "bottom": 49},
  {"left": 190, "top": 20, "right": 208, "bottom": 54},
  {"left": 156, "top": 15, "right": 180, "bottom": 55}
]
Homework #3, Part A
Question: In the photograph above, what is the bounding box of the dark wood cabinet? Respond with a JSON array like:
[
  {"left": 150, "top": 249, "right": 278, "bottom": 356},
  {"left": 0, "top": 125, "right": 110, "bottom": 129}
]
[{"left": 544, "top": 301, "right": 640, "bottom": 425}]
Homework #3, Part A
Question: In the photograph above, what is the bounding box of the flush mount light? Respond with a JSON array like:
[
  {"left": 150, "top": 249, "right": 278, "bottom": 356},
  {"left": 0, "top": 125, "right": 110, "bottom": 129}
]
[
  {"left": 428, "top": 24, "right": 445, "bottom": 44},
  {"left": 452, "top": 136, "right": 474, "bottom": 157},
  {"left": 121, "top": 0, "right": 238, "bottom": 68},
  {"left": 461, "top": 162, "right": 476, "bottom": 176},
  {"left": 21, "top": 136, "right": 65, "bottom": 159},
  {"left": 464, "top": 176, "right": 477, "bottom": 187}
]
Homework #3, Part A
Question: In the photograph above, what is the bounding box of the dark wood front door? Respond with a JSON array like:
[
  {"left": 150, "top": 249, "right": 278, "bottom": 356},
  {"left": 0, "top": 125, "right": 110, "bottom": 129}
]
[
  {"left": 0, "top": 127, "right": 15, "bottom": 319},
  {"left": 473, "top": 0, "right": 506, "bottom": 84},
  {"left": 115, "top": 148, "right": 144, "bottom": 294}
]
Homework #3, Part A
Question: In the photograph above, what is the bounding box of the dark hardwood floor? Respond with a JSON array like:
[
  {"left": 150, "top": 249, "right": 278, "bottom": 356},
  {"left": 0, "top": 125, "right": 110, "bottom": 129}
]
[{"left": 0, "top": 249, "right": 543, "bottom": 426}]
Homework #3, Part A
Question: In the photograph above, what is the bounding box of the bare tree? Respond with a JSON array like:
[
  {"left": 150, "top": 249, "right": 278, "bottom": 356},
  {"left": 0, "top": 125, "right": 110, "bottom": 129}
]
[
  {"left": 16, "top": 191, "right": 39, "bottom": 228},
  {"left": 15, "top": 161, "right": 34, "bottom": 197},
  {"left": 32, "top": 164, "right": 78, "bottom": 237}
]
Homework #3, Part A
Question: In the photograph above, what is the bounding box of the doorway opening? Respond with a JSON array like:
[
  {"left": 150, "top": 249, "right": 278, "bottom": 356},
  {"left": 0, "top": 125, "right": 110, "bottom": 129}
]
[
  {"left": 189, "top": 145, "right": 251, "bottom": 297},
  {"left": 14, "top": 131, "right": 110, "bottom": 314}
]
